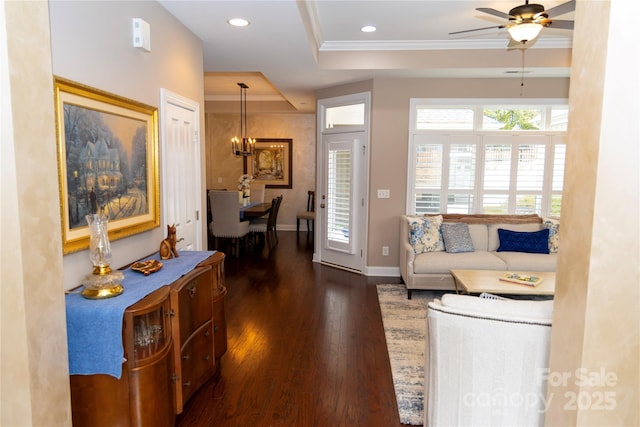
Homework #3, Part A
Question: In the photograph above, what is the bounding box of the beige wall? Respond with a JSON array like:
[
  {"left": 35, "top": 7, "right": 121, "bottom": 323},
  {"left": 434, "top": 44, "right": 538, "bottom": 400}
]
[
  {"left": 49, "top": 0, "right": 205, "bottom": 289},
  {"left": 205, "top": 112, "right": 316, "bottom": 232},
  {"left": 1, "top": 2, "right": 71, "bottom": 425},
  {"left": 371, "top": 77, "right": 569, "bottom": 268},
  {"left": 546, "top": 0, "right": 639, "bottom": 424}
]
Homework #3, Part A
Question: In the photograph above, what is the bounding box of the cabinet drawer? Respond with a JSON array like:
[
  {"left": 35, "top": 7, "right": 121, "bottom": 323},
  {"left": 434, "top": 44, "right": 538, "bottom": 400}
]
[
  {"left": 179, "top": 321, "right": 215, "bottom": 404},
  {"left": 172, "top": 266, "right": 213, "bottom": 340}
]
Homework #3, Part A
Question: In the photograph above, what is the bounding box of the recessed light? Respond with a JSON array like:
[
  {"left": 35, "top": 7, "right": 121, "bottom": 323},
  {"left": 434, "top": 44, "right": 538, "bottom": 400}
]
[
  {"left": 228, "top": 18, "right": 249, "bottom": 27},
  {"left": 361, "top": 25, "right": 376, "bottom": 33}
]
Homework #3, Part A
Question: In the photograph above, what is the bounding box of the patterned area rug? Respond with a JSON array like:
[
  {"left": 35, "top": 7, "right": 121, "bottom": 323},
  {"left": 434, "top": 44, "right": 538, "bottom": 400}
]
[{"left": 376, "top": 284, "right": 445, "bottom": 425}]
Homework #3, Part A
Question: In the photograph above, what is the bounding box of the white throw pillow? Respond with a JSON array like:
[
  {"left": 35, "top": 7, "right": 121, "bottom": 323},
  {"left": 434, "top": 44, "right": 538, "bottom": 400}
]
[
  {"left": 542, "top": 217, "right": 560, "bottom": 253},
  {"left": 406, "top": 215, "right": 444, "bottom": 254}
]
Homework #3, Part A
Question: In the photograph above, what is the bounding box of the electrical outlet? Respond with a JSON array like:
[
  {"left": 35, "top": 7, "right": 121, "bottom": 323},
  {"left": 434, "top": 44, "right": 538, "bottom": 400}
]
[
  {"left": 382, "top": 246, "right": 389, "bottom": 256},
  {"left": 377, "top": 189, "right": 390, "bottom": 199}
]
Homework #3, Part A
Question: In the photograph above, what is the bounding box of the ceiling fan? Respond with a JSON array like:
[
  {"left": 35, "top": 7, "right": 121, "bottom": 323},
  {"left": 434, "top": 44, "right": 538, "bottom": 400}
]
[{"left": 450, "top": 0, "right": 575, "bottom": 44}]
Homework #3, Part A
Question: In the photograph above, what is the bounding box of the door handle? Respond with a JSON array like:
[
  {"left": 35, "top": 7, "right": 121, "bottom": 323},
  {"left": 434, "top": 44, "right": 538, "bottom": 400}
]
[{"left": 320, "top": 203, "right": 325, "bottom": 208}]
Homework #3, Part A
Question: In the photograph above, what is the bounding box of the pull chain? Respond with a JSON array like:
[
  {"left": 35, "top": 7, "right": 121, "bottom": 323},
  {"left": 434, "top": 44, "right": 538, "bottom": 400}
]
[{"left": 520, "top": 46, "right": 526, "bottom": 96}]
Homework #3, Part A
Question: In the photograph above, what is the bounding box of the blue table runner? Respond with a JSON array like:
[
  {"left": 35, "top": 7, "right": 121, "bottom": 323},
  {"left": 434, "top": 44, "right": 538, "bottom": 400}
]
[{"left": 65, "top": 250, "right": 215, "bottom": 378}]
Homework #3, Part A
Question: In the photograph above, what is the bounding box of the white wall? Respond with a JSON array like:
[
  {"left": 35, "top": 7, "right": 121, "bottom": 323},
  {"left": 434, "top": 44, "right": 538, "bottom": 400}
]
[{"left": 49, "top": 0, "right": 205, "bottom": 289}]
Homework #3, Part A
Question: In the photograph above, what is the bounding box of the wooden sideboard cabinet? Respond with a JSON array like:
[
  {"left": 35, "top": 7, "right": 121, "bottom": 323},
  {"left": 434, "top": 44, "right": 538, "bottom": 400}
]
[
  {"left": 70, "top": 251, "right": 227, "bottom": 426},
  {"left": 70, "top": 286, "right": 175, "bottom": 427}
]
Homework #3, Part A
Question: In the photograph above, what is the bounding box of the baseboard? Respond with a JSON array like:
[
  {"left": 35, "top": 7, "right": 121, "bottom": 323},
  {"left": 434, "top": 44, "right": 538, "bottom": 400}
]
[{"left": 364, "top": 266, "right": 401, "bottom": 277}]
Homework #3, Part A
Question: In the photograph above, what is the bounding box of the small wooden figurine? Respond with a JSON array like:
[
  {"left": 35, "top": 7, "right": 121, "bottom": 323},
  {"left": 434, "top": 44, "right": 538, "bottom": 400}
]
[{"left": 159, "top": 224, "right": 179, "bottom": 260}]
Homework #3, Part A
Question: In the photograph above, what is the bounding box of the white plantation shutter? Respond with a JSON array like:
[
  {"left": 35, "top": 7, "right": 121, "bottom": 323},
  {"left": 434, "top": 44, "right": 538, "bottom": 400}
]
[
  {"left": 327, "top": 143, "right": 352, "bottom": 249},
  {"left": 408, "top": 100, "right": 567, "bottom": 216}
]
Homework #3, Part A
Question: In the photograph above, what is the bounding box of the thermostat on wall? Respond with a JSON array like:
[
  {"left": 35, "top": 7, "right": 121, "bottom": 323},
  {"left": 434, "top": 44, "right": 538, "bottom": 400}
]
[{"left": 132, "top": 18, "right": 151, "bottom": 52}]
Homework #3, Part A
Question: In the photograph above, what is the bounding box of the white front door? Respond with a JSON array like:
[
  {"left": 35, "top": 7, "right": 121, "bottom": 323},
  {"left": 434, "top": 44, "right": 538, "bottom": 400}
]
[
  {"left": 319, "top": 132, "right": 366, "bottom": 271},
  {"left": 160, "top": 89, "right": 201, "bottom": 251},
  {"left": 316, "top": 92, "right": 370, "bottom": 273}
]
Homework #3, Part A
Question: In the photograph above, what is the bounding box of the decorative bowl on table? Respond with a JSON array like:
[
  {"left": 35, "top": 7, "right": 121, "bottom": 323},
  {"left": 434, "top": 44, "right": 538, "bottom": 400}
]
[{"left": 130, "top": 260, "right": 163, "bottom": 276}]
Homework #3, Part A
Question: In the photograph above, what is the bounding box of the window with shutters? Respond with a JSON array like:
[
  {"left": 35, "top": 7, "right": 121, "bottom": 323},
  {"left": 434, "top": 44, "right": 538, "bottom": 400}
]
[{"left": 407, "top": 99, "right": 567, "bottom": 216}]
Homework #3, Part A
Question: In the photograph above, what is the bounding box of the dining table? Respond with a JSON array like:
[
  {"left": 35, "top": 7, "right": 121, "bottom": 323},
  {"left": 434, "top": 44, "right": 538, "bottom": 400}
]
[{"left": 240, "top": 202, "right": 272, "bottom": 220}]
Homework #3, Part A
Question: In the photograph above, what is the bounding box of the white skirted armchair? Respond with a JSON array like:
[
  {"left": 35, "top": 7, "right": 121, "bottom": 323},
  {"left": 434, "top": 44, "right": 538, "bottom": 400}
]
[
  {"left": 425, "top": 294, "right": 553, "bottom": 426},
  {"left": 208, "top": 190, "right": 249, "bottom": 256}
]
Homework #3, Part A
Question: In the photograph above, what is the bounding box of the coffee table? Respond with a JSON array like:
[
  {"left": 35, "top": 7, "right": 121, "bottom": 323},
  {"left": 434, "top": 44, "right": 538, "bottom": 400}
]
[{"left": 450, "top": 269, "right": 555, "bottom": 296}]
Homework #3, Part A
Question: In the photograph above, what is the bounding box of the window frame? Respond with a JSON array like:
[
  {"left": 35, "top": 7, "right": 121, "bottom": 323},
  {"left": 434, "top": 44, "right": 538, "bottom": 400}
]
[{"left": 407, "top": 98, "right": 567, "bottom": 216}]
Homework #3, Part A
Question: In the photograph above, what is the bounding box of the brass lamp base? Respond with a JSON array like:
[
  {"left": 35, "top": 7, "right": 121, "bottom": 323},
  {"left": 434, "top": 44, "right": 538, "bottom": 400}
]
[
  {"left": 81, "top": 267, "right": 124, "bottom": 300},
  {"left": 81, "top": 284, "right": 124, "bottom": 299}
]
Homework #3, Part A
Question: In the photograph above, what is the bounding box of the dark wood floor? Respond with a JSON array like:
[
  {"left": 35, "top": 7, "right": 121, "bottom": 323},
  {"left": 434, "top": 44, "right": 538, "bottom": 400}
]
[{"left": 176, "top": 231, "right": 406, "bottom": 427}]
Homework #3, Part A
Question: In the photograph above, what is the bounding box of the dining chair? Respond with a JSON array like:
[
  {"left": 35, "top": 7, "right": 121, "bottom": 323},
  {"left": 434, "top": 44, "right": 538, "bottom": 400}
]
[
  {"left": 251, "top": 183, "right": 266, "bottom": 204},
  {"left": 249, "top": 195, "right": 283, "bottom": 249},
  {"left": 296, "top": 190, "right": 315, "bottom": 233},
  {"left": 208, "top": 190, "right": 249, "bottom": 256}
]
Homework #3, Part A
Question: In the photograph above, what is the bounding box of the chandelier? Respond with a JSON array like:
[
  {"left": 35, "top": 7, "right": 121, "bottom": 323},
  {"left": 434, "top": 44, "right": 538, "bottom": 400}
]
[{"left": 231, "top": 82, "right": 255, "bottom": 156}]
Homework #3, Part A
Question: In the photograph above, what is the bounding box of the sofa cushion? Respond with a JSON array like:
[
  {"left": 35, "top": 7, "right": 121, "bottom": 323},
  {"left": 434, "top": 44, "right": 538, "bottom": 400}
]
[
  {"left": 492, "top": 251, "right": 558, "bottom": 271},
  {"left": 441, "top": 223, "right": 475, "bottom": 253},
  {"left": 488, "top": 223, "right": 542, "bottom": 251},
  {"left": 413, "top": 251, "right": 507, "bottom": 274},
  {"left": 497, "top": 228, "right": 550, "bottom": 254},
  {"left": 406, "top": 215, "right": 444, "bottom": 254},
  {"left": 467, "top": 224, "right": 488, "bottom": 251},
  {"left": 542, "top": 217, "right": 560, "bottom": 253}
]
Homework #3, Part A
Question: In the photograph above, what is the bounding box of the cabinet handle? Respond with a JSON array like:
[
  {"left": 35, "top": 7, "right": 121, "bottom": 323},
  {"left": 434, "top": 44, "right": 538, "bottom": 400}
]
[
  {"left": 183, "top": 381, "right": 191, "bottom": 387},
  {"left": 188, "top": 284, "right": 197, "bottom": 298},
  {"left": 172, "top": 374, "right": 179, "bottom": 383},
  {"left": 214, "top": 324, "right": 218, "bottom": 332},
  {"left": 204, "top": 330, "right": 210, "bottom": 337},
  {"left": 183, "top": 354, "right": 190, "bottom": 360},
  {"left": 204, "top": 355, "right": 210, "bottom": 361},
  {"left": 167, "top": 309, "right": 175, "bottom": 317}
]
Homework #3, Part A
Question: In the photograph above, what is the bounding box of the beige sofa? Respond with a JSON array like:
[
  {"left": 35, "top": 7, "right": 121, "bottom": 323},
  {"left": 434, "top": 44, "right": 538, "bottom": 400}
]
[{"left": 400, "top": 214, "right": 558, "bottom": 298}]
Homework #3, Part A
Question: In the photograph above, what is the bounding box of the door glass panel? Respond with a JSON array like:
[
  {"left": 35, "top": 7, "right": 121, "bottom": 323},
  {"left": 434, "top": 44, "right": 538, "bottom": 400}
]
[
  {"left": 325, "top": 103, "right": 365, "bottom": 129},
  {"left": 327, "top": 145, "right": 351, "bottom": 249}
]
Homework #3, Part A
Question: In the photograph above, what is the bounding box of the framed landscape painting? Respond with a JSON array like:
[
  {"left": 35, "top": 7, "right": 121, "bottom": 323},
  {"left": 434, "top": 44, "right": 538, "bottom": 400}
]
[
  {"left": 54, "top": 77, "right": 160, "bottom": 254},
  {"left": 244, "top": 138, "right": 293, "bottom": 189}
]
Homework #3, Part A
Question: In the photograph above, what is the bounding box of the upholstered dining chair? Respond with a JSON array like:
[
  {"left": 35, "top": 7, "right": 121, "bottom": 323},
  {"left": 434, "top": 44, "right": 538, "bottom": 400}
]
[
  {"left": 296, "top": 190, "right": 315, "bottom": 234},
  {"left": 249, "top": 195, "right": 282, "bottom": 249},
  {"left": 209, "top": 190, "right": 249, "bottom": 256}
]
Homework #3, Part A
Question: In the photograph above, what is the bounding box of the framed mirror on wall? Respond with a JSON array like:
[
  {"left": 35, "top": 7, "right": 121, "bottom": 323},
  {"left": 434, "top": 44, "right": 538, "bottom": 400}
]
[{"left": 243, "top": 138, "right": 292, "bottom": 189}]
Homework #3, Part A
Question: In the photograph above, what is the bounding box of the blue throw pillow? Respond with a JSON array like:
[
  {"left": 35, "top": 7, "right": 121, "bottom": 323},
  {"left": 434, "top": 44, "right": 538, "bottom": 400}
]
[{"left": 497, "top": 228, "right": 550, "bottom": 254}]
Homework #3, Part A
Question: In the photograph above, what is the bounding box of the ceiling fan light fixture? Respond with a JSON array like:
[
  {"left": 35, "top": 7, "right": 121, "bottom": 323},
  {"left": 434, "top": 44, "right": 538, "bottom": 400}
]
[{"left": 508, "top": 22, "right": 543, "bottom": 42}]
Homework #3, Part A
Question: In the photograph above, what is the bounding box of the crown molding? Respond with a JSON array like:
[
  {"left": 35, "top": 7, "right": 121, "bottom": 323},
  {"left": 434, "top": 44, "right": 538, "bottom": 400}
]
[{"left": 320, "top": 38, "right": 572, "bottom": 51}]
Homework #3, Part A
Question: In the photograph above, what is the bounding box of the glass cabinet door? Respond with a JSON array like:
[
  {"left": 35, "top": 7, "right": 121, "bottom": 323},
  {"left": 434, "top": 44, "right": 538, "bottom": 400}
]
[{"left": 124, "top": 286, "right": 172, "bottom": 367}]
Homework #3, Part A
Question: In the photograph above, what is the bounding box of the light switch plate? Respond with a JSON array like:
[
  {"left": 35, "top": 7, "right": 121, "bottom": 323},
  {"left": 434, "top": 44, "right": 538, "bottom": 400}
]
[{"left": 377, "top": 189, "right": 390, "bottom": 198}]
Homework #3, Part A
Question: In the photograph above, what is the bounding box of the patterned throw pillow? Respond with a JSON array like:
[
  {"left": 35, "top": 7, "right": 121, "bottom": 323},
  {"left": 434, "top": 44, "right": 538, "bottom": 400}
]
[
  {"left": 542, "top": 217, "right": 560, "bottom": 253},
  {"left": 406, "top": 215, "right": 444, "bottom": 254},
  {"left": 497, "top": 228, "right": 550, "bottom": 254},
  {"left": 441, "top": 222, "right": 475, "bottom": 253}
]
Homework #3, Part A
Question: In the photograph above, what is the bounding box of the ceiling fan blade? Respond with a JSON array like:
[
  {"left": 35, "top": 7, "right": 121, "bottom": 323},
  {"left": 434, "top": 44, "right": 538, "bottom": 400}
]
[
  {"left": 476, "top": 7, "right": 513, "bottom": 20},
  {"left": 449, "top": 25, "right": 506, "bottom": 35},
  {"left": 546, "top": 19, "right": 574, "bottom": 30},
  {"left": 544, "top": 0, "right": 576, "bottom": 18}
]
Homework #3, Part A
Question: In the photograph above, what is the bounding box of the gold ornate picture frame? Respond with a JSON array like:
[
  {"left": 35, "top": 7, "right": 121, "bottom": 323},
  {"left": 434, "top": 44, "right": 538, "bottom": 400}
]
[
  {"left": 54, "top": 77, "right": 160, "bottom": 254},
  {"left": 243, "top": 138, "right": 293, "bottom": 189}
]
